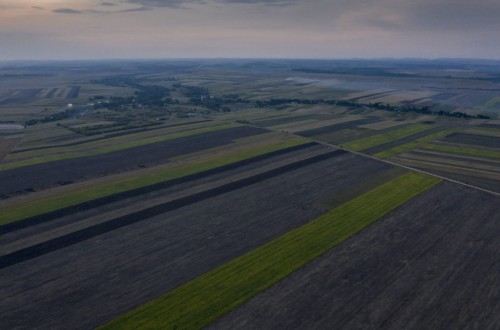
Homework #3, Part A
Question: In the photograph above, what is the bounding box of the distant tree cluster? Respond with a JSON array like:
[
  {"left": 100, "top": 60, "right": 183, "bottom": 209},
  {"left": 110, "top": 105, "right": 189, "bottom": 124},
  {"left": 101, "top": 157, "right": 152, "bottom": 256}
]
[
  {"left": 25, "top": 107, "right": 86, "bottom": 126},
  {"left": 255, "top": 98, "right": 490, "bottom": 119},
  {"left": 176, "top": 84, "right": 231, "bottom": 112}
]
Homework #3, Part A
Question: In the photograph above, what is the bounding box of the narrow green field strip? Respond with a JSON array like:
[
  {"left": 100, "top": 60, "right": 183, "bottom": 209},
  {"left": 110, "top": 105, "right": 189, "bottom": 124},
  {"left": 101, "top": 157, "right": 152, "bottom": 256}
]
[
  {"left": 0, "top": 123, "right": 238, "bottom": 172},
  {"left": 393, "top": 157, "right": 500, "bottom": 181},
  {"left": 317, "top": 167, "right": 409, "bottom": 210},
  {"left": 420, "top": 143, "right": 500, "bottom": 159},
  {"left": 100, "top": 172, "right": 441, "bottom": 330},
  {"left": 13, "top": 120, "right": 214, "bottom": 155},
  {"left": 374, "top": 128, "right": 459, "bottom": 159},
  {"left": 467, "top": 126, "right": 500, "bottom": 137},
  {"left": 340, "top": 124, "right": 436, "bottom": 151},
  {"left": 0, "top": 138, "right": 308, "bottom": 226}
]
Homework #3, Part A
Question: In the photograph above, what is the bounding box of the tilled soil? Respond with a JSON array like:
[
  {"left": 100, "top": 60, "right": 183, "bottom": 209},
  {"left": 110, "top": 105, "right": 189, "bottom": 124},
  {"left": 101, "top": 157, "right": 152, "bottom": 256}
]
[
  {"left": 0, "top": 126, "right": 266, "bottom": 196},
  {"left": 0, "top": 149, "right": 393, "bottom": 329},
  {"left": 209, "top": 182, "right": 500, "bottom": 330}
]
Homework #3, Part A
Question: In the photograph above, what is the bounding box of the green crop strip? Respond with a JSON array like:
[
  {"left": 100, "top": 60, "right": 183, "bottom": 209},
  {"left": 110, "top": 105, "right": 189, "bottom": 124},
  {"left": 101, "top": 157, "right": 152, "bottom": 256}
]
[
  {"left": 0, "top": 138, "right": 308, "bottom": 226},
  {"left": 374, "top": 128, "right": 459, "bottom": 159},
  {"left": 340, "top": 124, "right": 435, "bottom": 151},
  {"left": 421, "top": 144, "right": 500, "bottom": 159},
  {"left": 100, "top": 172, "right": 441, "bottom": 330},
  {"left": 0, "top": 123, "right": 237, "bottom": 172}
]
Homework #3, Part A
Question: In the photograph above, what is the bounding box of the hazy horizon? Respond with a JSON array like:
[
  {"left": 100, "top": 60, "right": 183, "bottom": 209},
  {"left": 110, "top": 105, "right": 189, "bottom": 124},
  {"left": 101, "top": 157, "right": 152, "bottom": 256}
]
[{"left": 1, "top": 0, "right": 500, "bottom": 61}]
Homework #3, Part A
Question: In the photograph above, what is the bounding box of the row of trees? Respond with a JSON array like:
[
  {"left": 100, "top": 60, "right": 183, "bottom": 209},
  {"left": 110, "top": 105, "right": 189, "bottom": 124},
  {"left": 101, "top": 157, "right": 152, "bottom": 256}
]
[{"left": 255, "top": 98, "right": 490, "bottom": 119}]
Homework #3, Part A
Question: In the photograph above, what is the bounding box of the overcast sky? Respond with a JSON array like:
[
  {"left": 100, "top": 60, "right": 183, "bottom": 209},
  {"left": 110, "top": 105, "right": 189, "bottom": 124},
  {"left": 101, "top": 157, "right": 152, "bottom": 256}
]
[{"left": 1, "top": 0, "right": 500, "bottom": 60}]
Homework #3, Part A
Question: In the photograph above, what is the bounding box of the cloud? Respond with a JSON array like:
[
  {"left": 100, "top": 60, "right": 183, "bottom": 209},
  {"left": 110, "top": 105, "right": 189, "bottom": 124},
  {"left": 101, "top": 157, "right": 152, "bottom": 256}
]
[
  {"left": 124, "top": 0, "right": 204, "bottom": 8},
  {"left": 124, "top": 0, "right": 299, "bottom": 8},
  {"left": 100, "top": 2, "right": 116, "bottom": 6},
  {"left": 219, "top": 0, "right": 299, "bottom": 6},
  {"left": 53, "top": 8, "right": 83, "bottom": 14},
  {"left": 32, "top": 6, "right": 44, "bottom": 10}
]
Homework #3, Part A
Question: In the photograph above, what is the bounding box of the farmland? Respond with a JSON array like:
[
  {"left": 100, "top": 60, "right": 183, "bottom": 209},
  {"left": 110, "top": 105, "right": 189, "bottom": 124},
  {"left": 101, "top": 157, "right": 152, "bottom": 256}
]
[{"left": 1, "top": 59, "right": 500, "bottom": 329}]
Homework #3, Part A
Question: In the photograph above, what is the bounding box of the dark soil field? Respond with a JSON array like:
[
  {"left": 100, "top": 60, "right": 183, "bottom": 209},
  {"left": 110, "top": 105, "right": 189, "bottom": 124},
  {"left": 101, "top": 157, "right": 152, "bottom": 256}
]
[
  {"left": 296, "top": 118, "right": 378, "bottom": 137},
  {"left": 254, "top": 114, "right": 326, "bottom": 127},
  {"left": 0, "top": 126, "right": 266, "bottom": 196},
  {"left": 440, "top": 132, "right": 500, "bottom": 149},
  {"left": 0, "top": 143, "right": 320, "bottom": 237},
  {"left": 0, "top": 150, "right": 394, "bottom": 329},
  {"left": 209, "top": 182, "right": 500, "bottom": 330},
  {"left": 11, "top": 119, "right": 211, "bottom": 153},
  {"left": 0, "top": 89, "right": 42, "bottom": 105},
  {"left": 66, "top": 86, "right": 81, "bottom": 99}
]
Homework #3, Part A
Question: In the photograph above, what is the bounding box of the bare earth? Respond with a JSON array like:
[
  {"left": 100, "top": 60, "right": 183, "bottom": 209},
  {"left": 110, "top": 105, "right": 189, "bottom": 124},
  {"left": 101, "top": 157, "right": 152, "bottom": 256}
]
[
  {"left": 0, "top": 150, "right": 393, "bottom": 329},
  {"left": 208, "top": 182, "right": 500, "bottom": 330}
]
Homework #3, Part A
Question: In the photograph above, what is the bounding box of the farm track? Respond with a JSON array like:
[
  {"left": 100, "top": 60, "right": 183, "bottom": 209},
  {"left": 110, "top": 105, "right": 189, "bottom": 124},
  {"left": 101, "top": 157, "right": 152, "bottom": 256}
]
[
  {"left": 393, "top": 159, "right": 500, "bottom": 193},
  {"left": 0, "top": 149, "right": 347, "bottom": 269},
  {"left": 0, "top": 126, "right": 266, "bottom": 196},
  {"left": 210, "top": 182, "right": 500, "bottom": 330},
  {"left": 0, "top": 149, "right": 393, "bottom": 329},
  {"left": 0, "top": 142, "right": 320, "bottom": 236},
  {"left": 307, "top": 137, "right": 500, "bottom": 197}
]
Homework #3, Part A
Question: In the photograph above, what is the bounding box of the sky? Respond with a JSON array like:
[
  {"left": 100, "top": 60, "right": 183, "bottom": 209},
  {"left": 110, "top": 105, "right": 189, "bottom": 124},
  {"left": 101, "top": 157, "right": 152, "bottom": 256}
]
[{"left": 1, "top": 0, "right": 500, "bottom": 60}]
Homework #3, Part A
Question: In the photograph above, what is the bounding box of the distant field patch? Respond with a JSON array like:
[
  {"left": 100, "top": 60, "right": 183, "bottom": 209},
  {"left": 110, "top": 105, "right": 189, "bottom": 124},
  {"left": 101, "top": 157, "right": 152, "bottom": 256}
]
[
  {"left": 358, "top": 120, "right": 409, "bottom": 130},
  {"left": 422, "top": 143, "right": 500, "bottom": 159},
  {"left": 296, "top": 118, "right": 378, "bottom": 138},
  {"left": 341, "top": 124, "right": 435, "bottom": 151},
  {"left": 70, "top": 121, "right": 116, "bottom": 129},
  {"left": 0, "top": 89, "right": 42, "bottom": 105},
  {"left": 373, "top": 128, "right": 458, "bottom": 159},
  {"left": 101, "top": 172, "right": 440, "bottom": 330},
  {"left": 254, "top": 114, "right": 324, "bottom": 127},
  {"left": 440, "top": 132, "right": 500, "bottom": 149},
  {"left": 66, "top": 86, "right": 81, "bottom": 99},
  {"left": 0, "top": 123, "right": 239, "bottom": 171}
]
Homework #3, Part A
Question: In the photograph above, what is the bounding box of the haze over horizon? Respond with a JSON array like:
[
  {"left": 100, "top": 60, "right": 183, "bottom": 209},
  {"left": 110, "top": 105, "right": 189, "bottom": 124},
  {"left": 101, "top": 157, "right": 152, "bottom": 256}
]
[{"left": 1, "top": 0, "right": 500, "bottom": 61}]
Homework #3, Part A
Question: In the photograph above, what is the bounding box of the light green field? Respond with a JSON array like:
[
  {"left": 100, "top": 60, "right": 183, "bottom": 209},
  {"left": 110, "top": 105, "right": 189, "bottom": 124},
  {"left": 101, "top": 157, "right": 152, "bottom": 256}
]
[
  {"left": 0, "top": 123, "right": 237, "bottom": 171},
  {"left": 422, "top": 143, "right": 500, "bottom": 159},
  {"left": 100, "top": 172, "right": 441, "bottom": 330},
  {"left": 340, "top": 124, "right": 436, "bottom": 151},
  {"left": 0, "top": 137, "right": 308, "bottom": 226},
  {"left": 374, "top": 128, "right": 459, "bottom": 158}
]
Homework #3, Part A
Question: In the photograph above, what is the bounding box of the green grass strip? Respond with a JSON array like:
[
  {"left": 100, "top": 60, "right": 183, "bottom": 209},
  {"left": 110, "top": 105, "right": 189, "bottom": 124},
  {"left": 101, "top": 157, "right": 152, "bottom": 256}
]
[
  {"left": 0, "top": 123, "right": 237, "bottom": 172},
  {"left": 374, "top": 128, "right": 459, "bottom": 159},
  {"left": 100, "top": 172, "right": 441, "bottom": 330},
  {"left": 421, "top": 143, "right": 500, "bottom": 159},
  {"left": 341, "top": 124, "right": 435, "bottom": 151},
  {"left": 0, "top": 138, "right": 307, "bottom": 226}
]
